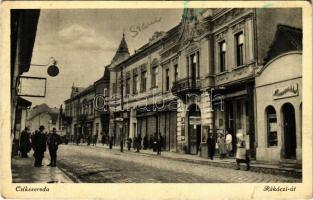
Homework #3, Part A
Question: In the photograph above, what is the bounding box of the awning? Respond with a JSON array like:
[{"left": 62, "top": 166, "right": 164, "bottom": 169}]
[{"left": 17, "top": 97, "right": 32, "bottom": 108}]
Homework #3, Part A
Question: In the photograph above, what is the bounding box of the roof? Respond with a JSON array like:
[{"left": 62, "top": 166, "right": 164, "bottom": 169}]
[
  {"left": 28, "top": 103, "right": 59, "bottom": 120},
  {"left": 65, "top": 84, "right": 95, "bottom": 103},
  {"left": 263, "top": 24, "right": 302, "bottom": 64},
  {"left": 111, "top": 33, "right": 130, "bottom": 65}
]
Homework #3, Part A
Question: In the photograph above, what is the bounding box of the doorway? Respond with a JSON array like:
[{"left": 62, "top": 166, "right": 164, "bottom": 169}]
[
  {"left": 282, "top": 103, "right": 296, "bottom": 159},
  {"left": 188, "top": 104, "right": 201, "bottom": 155}
]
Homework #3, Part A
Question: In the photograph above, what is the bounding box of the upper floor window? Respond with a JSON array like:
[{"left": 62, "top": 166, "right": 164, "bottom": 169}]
[
  {"left": 219, "top": 41, "right": 226, "bottom": 72},
  {"left": 141, "top": 70, "right": 147, "bottom": 92},
  {"left": 266, "top": 106, "right": 278, "bottom": 147},
  {"left": 133, "top": 74, "right": 138, "bottom": 94},
  {"left": 126, "top": 77, "right": 130, "bottom": 95},
  {"left": 165, "top": 68, "right": 170, "bottom": 91},
  {"left": 235, "top": 32, "right": 244, "bottom": 66},
  {"left": 174, "top": 64, "right": 178, "bottom": 82},
  {"left": 151, "top": 66, "right": 158, "bottom": 88},
  {"left": 188, "top": 51, "right": 200, "bottom": 81},
  {"left": 112, "top": 83, "right": 117, "bottom": 95}
]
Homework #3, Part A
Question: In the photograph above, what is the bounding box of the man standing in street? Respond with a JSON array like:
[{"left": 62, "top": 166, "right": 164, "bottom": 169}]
[
  {"left": 47, "top": 128, "right": 62, "bottom": 167},
  {"left": 32, "top": 126, "right": 47, "bottom": 167},
  {"left": 19, "top": 126, "right": 32, "bottom": 158}
]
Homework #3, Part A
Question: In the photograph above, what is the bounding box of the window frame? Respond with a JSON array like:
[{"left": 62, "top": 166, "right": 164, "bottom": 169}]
[
  {"left": 266, "top": 106, "right": 278, "bottom": 147},
  {"left": 235, "top": 32, "right": 244, "bottom": 67},
  {"left": 219, "top": 40, "right": 226, "bottom": 72}
]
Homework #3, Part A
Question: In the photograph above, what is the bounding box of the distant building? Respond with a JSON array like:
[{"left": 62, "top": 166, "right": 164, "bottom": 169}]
[
  {"left": 64, "top": 84, "right": 96, "bottom": 142},
  {"left": 27, "top": 103, "right": 60, "bottom": 133}
]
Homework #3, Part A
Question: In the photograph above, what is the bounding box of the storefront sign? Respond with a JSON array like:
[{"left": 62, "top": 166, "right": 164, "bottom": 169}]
[{"left": 273, "top": 84, "right": 299, "bottom": 100}]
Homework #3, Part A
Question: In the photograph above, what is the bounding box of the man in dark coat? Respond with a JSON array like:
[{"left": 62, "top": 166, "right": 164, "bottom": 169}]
[
  {"left": 32, "top": 126, "right": 47, "bottom": 167},
  {"left": 207, "top": 134, "right": 215, "bottom": 160},
  {"left": 136, "top": 135, "right": 142, "bottom": 152},
  {"left": 47, "top": 128, "right": 62, "bottom": 167},
  {"left": 143, "top": 135, "right": 149, "bottom": 150},
  {"left": 19, "top": 127, "right": 31, "bottom": 158}
]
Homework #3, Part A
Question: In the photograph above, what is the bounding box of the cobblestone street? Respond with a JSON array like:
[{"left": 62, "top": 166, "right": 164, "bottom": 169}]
[{"left": 56, "top": 144, "right": 301, "bottom": 183}]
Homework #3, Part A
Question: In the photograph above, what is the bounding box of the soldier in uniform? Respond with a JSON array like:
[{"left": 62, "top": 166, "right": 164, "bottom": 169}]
[
  {"left": 32, "top": 126, "right": 47, "bottom": 167},
  {"left": 47, "top": 128, "right": 62, "bottom": 167}
]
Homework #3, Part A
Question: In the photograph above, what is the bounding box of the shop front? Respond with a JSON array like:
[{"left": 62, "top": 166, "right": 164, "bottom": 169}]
[
  {"left": 136, "top": 101, "right": 177, "bottom": 151},
  {"left": 255, "top": 51, "right": 302, "bottom": 163},
  {"left": 212, "top": 81, "right": 255, "bottom": 158}
]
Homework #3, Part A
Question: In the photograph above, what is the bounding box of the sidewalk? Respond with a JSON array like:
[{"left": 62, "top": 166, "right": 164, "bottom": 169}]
[
  {"left": 73, "top": 143, "right": 302, "bottom": 179},
  {"left": 11, "top": 151, "right": 73, "bottom": 183}
]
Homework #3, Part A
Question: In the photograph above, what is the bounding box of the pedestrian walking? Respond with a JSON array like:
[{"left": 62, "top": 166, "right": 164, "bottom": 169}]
[
  {"left": 19, "top": 127, "right": 32, "bottom": 158},
  {"left": 101, "top": 133, "right": 106, "bottom": 146},
  {"left": 143, "top": 135, "right": 149, "bottom": 150},
  {"left": 32, "top": 126, "right": 47, "bottom": 167},
  {"left": 235, "top": 133, "right": 250, "bottom": 171},
  {"left": 93, "top": 134, "right": 98, "bottom": 146},
  {"left": 136, "top": 135, "right": 142, "bottom": 152},
  {"left": 217, "top": 133, "right": 227, "bottom": 159},
  {"left": 225, "top": 130, "right": 233, "bottom": 157},
  {"left": 87, "top": 134, "right": 91, "bottom": 146},
  {"left": 109, "top": 135, "right": 113, "bottom": 149},
  {"left": 156, "top": 134, "right": 162, "bottom": 155},
  {"left": 47, "top": 128, "right": 62, "bottom": 167},
  {"left": 206, "top": 134, "right": 215, "bottom": 160},
  {"left": 120, "top": 137, "right": 124, "bottom": 152},
  {"left": 126, "top": 137, "right": 132, "bottom": 151}
]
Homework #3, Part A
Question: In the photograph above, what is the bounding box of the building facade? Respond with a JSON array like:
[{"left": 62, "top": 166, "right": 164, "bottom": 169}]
[
  {"left": 64, "top": 85, "right": 95, "bottom": 142},
  {"left": 27, "top": 103, "right": 60, "bottom": 132},
  {"left": 255, "top": 25, "right": 302, "bottom": 163},
  {"left": 106, "top": 8, "right": 302, "bottom": 162},
  {"left": 10, "top": 9, "right": 40, "bottom": 156}
]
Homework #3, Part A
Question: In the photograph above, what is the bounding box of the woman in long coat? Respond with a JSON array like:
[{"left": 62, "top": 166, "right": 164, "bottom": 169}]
[
  {"left": 235, "top": 133, "right": 250, "bottom": 171},
  {"left": 217, "top": 133, "right": 227, "bottom": 159}
]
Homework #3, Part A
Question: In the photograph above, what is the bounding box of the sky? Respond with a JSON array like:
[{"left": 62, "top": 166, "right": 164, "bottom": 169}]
[{"left": 24, "top": 9, "right": 183, "bottom": 108}]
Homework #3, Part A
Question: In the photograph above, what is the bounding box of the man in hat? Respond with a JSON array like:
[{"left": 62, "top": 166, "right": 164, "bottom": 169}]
[
  {"left": 47, "top": 128, "right": 62, "bottom": 167},
  {"left": 32, "top": 125, "right": 47, "bottom": 167},
  {"left": 19, "top": 126, "right": 32, "bottom": 158}
]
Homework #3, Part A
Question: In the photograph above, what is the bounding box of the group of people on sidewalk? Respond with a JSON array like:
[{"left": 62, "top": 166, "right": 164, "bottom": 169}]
[
  {"left": 206, "top": 130, "right": 250, "bottom": 171},
  {"left": 19, "top": 125, "right": 62, "bottom": 168}
]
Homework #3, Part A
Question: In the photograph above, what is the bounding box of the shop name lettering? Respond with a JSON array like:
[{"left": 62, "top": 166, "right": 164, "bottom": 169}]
[
  {"left": 129, "top": 17, "right": 162, "bottom": 38},
  {"left": 263, "top": 186, "right": 296, "bottom": 192},
  {"left": 273, "top": 85, "right": 298, "bottom": 98}
]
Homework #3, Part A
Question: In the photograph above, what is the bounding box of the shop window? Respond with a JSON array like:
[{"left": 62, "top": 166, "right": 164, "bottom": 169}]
[
  {"left": 266, "top": 106, "right": 278, "bottom": 147},
  {"left": 235, "top": 32, "right": 244, "bottom": 66},
  {"left": 219, "top": 41, "right": 226, "bottom": 72},
  {"left": 236, "top": 102, "right": 242, "bottom": 129}
]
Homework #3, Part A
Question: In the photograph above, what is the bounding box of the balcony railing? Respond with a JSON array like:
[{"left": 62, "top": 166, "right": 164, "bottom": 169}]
[{"left": 171, "top": 77, "right": 201, "bottom": 98}]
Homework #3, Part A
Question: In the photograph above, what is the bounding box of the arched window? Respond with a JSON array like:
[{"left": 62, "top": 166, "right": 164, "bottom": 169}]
[{"left": 266, "top": 106, "right": 277, "bottom": 147}]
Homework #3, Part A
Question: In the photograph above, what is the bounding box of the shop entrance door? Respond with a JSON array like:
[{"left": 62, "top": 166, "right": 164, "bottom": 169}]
[
  {"left": 282, "top": 103, "right": 296, "bottom": 159},
  {"left": 188, "top": 104, "right": 201, "bottom": 155},
  {"left": 226, "top": 102, "right": 236, "bottom": 154}
]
